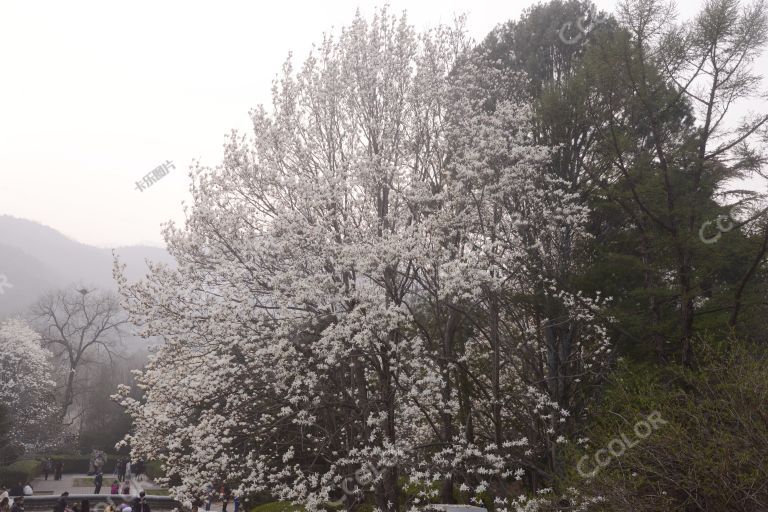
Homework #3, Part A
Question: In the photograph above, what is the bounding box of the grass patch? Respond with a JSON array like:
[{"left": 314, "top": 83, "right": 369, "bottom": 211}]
[
  {"left": 73, "top": 478, "right": 98, "bottom": 487},
  {"left": 249, "top": 502, "right": 304, "bottom": 512}
]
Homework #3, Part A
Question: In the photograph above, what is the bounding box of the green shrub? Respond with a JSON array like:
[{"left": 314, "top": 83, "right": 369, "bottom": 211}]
[
  {"left": 144, "top": 460, "right": 164, "bottom": 480},
  {"left": 50, "top": 454, "right": 118, "bottom": 473},
  {"left": 0, "top": 459, "right": 42, "bottom": 488},
  {"left": 561, "top": 337, "right": 768, "bottom": 511},
  {"left": 145, "top": 489, "right": 170, "bottom": 496}
]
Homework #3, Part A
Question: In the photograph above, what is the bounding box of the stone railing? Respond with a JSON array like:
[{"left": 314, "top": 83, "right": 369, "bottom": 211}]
[{"left": 17, "top": 495, "right": 182, "bottom": 512}]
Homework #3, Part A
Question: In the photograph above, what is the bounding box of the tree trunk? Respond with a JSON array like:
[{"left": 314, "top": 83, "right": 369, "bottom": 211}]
[{"left": 439, "top": 310, "right": 461, "bottom": 504}]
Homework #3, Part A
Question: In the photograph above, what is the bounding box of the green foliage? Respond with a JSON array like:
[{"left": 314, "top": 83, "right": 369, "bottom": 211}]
[
  {"left": 248, "top": 502, "right": 304, "bottom": 512},
  {"left": 145, "top": 460, "right": 165, "bottom": 480},
  {"left": 78, "top": 426, "right": 131, "bottom": 454},
  {"left": 49, "top": 454, "right": 118, "bottom": 473},
  {"left": 561, "top": 337, "right": 768, "bottom": 511},
  {"left": 72, "top": 478, "right": 98, "bottom": 487},
  {"left": 145, "top": 489, "right": 170, "bottom": 496},
  {"left": 0, "top": 459, "right": 42, "bottom": 488}
]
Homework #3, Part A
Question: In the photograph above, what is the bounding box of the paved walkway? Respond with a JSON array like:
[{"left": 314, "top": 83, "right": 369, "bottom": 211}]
[
  {"left": 29, "top": 475, "right": 227, "bottom": 511},
  {"left": 30, "top": 473, "right": 161, "bottom": 496}
]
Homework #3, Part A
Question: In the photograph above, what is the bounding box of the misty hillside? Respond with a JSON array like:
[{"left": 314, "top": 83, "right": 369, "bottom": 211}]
[{"left": 0, "top": 215, "right": 175, "bottom": 317}]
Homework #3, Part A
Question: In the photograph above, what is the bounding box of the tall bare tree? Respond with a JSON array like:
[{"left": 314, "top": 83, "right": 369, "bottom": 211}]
[{"left": 32, "top": 286, "right": 128, "bottom": 424}]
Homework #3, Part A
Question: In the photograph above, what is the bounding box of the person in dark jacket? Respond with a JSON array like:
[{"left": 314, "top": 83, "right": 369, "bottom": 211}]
[
  {"left": 132, "top": 460, "right": 145, "bottom": 481},
  {"left": 9, "top": 496, "right": 22, "bottom": 512},
  {"left": 8, "top": 483, "right": 23, "bottom": 498},
  {"left": 116, "top": 459, "right": 126, "bottom": 482},
  {"left": 54, "top": 462, "right": 64, "bottom": 481},
  {"left": 219, "top": 485, "right": 231, "bottom": 512},
  {"left": 93, "top": 473, "right": 103, "bottom": 494},
  {"left": 131, "top": 492, "right": 150, "bottom": 512},
  {"left": 53, "top": 492, "right": 69, "bottom": 512},
  {"left": 44, "top": 459, "right": 53, "bottom": 481}
]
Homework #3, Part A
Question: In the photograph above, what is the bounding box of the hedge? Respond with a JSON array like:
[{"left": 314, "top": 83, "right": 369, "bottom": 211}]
[
  {"left": 0, "top": 459, "right": 42, "bottom": 488},
  {"left": 50, "top": 454, "right": 118, "bottom": 474},
  {"left": 145, "top": 460, "right": 164, "bottom": 480}
]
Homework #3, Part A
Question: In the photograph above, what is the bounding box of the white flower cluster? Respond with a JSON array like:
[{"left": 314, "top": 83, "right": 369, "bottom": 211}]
[
  {"left": 0, "top": 318, "right": 59, "bottom": 451},
  {"left": 113, "top": 10, "right": 607, "bottom": 512}
]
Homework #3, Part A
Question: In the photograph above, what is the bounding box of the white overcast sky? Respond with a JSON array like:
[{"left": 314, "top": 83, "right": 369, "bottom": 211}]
[{"left": 0, "top": 0, "right": 763, "bottom": 248}]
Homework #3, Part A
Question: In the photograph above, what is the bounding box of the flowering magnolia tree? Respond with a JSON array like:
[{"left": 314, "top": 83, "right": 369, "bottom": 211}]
[
  {"left": 0, "top": 318, "right": 58, "bottom": 457},
  {"left": 115, "top": 10, "right": 607, "bottom": 512}
]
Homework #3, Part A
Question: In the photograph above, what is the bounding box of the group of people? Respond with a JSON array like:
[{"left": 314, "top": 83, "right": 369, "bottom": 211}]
[
  {"left": 0, "top": 496, "right": 24, "bottom": 512},
  {"left": 104, "top": 477, "right": 132, "bottom": 496},
  {"left": 114, "top": 459, "right": 145, "bottom": 483},
  {"left": 0, "top": 483, "right": 35, "bottom": 512},
  {"left": 193, "top": 484, "right": 239, "bottom": 512},
  {"left": 94, "top": 470, "right": 145, "bottom": 496},
  {"left": 0, "top": 481, "right": 240, "bottom": 512},
  {"left": 0, "top": 455, "right": 219, "bottom": 512},
  {"left": 52, "top": 491, "right": 151, "bottom": 512},
  {"left": 42, "top": 459, "right": 65, "bottom": 481},
  {"left": 2, "top": 483, "right": 33, "bottom": 498}
]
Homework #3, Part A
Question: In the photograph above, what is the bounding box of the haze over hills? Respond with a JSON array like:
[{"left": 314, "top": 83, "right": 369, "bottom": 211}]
[{"left": 0, "top": 215, "right": 175, "bottom": 317}]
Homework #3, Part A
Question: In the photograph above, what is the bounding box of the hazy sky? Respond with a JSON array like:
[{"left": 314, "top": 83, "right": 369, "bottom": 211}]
[{"left": 0, "top": 0, "right": 763, "bottom": 248}]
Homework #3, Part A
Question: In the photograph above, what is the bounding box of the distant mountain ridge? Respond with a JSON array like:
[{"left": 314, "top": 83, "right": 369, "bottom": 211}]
[{"left": 0, "top": 215, "right": 175, "bottom": 317}]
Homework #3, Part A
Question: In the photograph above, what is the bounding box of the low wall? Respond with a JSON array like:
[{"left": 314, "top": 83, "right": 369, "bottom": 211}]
[{"left": 18, "top": 495, "right": 182, "bottom": 512}]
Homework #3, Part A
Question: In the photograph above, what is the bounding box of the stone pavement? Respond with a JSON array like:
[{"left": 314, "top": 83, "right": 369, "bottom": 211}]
[
  {"left": 30, "top": 473, "right": 162, "bottom": 496},
  {"left": 28, "top": 474, "right": 227, "bottom": 511}
]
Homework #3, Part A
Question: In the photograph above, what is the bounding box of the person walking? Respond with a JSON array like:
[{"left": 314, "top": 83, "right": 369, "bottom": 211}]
[
  {"left": 203, "top": 483, "right": 213, "bottom": 512},
  {"left": 219, "top": 485, "right": 231, "bottom": 512},
  {"left": 133, "top": 460, "right": 145, "bottom": 482},
  {"left": 124, "top": 462, "right": 131, "bottom": 482},
  {"left": 93, "top": 473, "right": 103, "bottom": 495},
  {"left": 116, "top": 459, "right": 126, "bottom": 482},
  {"left": 43, "top": 459, "right": 53, "bottom": 481},
  {"left": 54, "top": 461, "right": 64, "bottom": 481}
]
